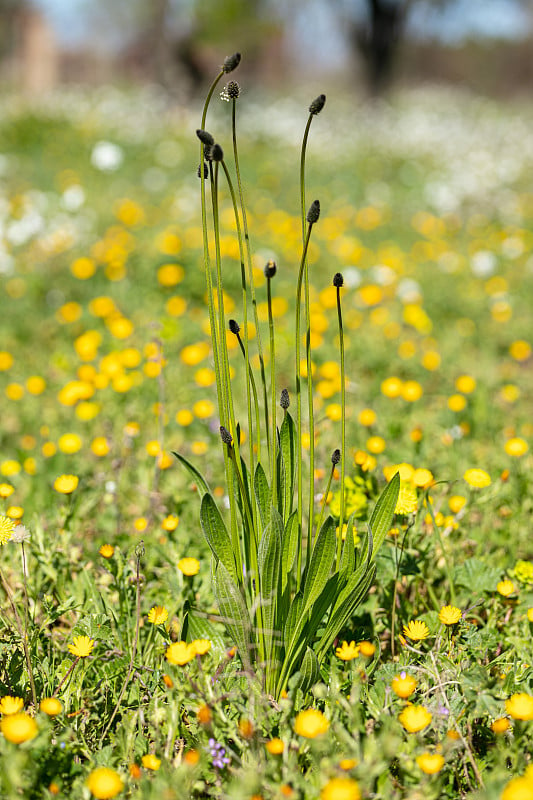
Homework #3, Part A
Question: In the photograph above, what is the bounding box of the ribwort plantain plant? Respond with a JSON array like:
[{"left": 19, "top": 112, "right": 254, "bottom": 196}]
[{"left": 175, "top": 53, "right": 399, "bottom": 700}]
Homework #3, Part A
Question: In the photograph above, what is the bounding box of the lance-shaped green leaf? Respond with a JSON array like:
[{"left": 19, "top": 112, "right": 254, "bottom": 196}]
[
  {"left": 173, "top": 451, "right": 210, "bottom": 497},
  {"left": 293, "top": 646, "right": 319, "bottom": 694},
  {"left": 254, "top": 462, "right": 271, "bottom": 528},
  {"left": 278, "top": 411, "right": 296, "bottom": 520},
  {"left": 316, "top": 566, "right": 376, "bottom": 661},
  {"left": 183, "top": 607, "right": 227, "bottom": 657},
  {"left": 200, "top": 493, "right": 238, "bottom": 584},
  {"left": 258, "top": 508, "right": 283, "bottom": 665},
  {"left": 302, "top": 516, "right": 336, "bottom": 609},
  {"left": 368, "top": 472, "right": 400, "bottom": 562},
  {"left": 338, "top": 512, "right": 357, "bottom": 586},
  {"left": 213, "top": 562, "right": 252, "bottom": 670},
  {"left": 281, "top": 511, "right": 299, "bottom": 594}
]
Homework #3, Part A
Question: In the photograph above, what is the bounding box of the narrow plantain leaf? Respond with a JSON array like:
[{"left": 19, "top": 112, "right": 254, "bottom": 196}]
[
  {"left": 339, "top": 512, "right": 357, "bottom": 586},
  {"left": 254, "top": 462, "right": 271, "bottom": 529},
  {"left": 279, "top": 411, "right": 296, "bottom": 521},
  {"left": 302, "top": 515, "right": 336, "bottom": 611},
  {"left": 213, "top": 562, "right": 252, "bottom": 670},
  {"left": 294, "top": 646, "right": 319, "bottom": 694},
  {"left": 184, "top": 607, "right": 227, "bottom": 656},
  {"left": 173, "top": 451, "right": 210, "bottom": 497},
  {"left": 281, "top": 511, "right": 299, "bottom": 594},
  {"left": 258, "top": 508, "right": 283, "bottom": 666},
  {"left": 316, "top": 566, "right": 376, "bottom": 660},
  {"left": 368, "top": 472, "right": 400, "bottom": 562},
  {"left": 200, "top": 493, "right": 238, "bottom": 584}
]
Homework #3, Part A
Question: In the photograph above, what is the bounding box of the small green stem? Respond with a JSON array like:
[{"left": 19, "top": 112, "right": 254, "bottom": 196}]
[
  {"left": 335, "top": 281, "right": 346, "bottom": 569},
  {"left": 267, "top": 274, "right": 277, "bottom": 509},
  {"left": 315, "top": 461, "right": 336, "bottom": 544}
]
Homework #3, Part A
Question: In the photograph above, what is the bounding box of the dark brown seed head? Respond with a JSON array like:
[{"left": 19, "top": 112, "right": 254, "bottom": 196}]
[
  {"left": 333, "top": 272, "right": 344, "bottom": 288},
  {"left": 196, "top": 129, "right": 214, "bottom": 146},
  {"left": 220, "top": 426, "right": 233, "bottom": 445},
  {"left": 331, "top": 449, "right": 341, "bottom": 465},
  {"left": 264, "top": 259, "right": 277, "bottom": 279},
  {"left": 211, "top": 144, "right": 224, "bottom": 162},
  {"left": 306, "top": 199, "right": 320, "bottom": 225},
  {"left": 223, "top": 53, "right": 241, "bottom": 73},
  {"left": 225, "top": 80, "right": 241, "bottom": 99},
  {"left": 309, "top": 94, "right": 326, "bottom": 115},
  {"left": 229, "top": 319, "right": 240, "bottom": 335},
  {"left": 280, "top": 388, "right": 290, "bottom": 409}
]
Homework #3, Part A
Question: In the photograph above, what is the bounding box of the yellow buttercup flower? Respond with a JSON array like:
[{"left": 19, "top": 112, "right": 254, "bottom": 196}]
[
  {"left": 335, "top": 641, "right": 360, "bottom": 661},
  {"left": 141, "top": 754, "right": 161, "bottom": 770},
  {"left": 86, "top": 766, "right": 124, "bottom": 799},
  {"left": 496, "top": 580, "right": 516, "bottom": 597},
  {"left": 402, "top": 620, "right": 430, "bottom": 642},
  {"left": 505, "top": 437, "right": 529, "bottom": 457},
  {"left": 178, "top": 557, "right": 200, "bottom": 576},
  {"left": 505, "top": 692, "right": 533, "bottom": 720},
  {"left": 398, "top": 705, "right": 432, "bottom": 733},
  {"left": 191, "top": 639, "right": 211, "bottom": 656},
  {"left": 391, "top": 673, "right": 417, "bottom": 699},
  {"left": 416, "top": 752, "right": 444, "bottom": 774},
  {"left": 68, "top": 635, "right": 95, "bottom": 658},
  {"left": 294, "top": 708, "right": 329, "bottom": 738},
  {"left": 0, "top": 695, "right": 24, "bottom": 715},
  {"left": 265, "top": 738, "right": 284, "bottom": 755},
  {"left": 491, "top": 717, "right": 510, "bottom": 733},
  {"left": 321, "top": 777, "right": 361, "bottom": 800},
  {"left": 39, "top": 698, "right": 62, "bottom": 716},
  {"left": 166, "top": 641, "right": 196, "bottom": 666},
  {"left": 438, "top": 605, "right": 462, "bottom": 625},
  {"left": 1, "top": 712, "right": 38, "bottom": 743},
  {"left": 463, "top": 468, "right": 491, "bottom": 489},
  {"left": 53, "top": 475, "right": 79, "bottom": 494}
]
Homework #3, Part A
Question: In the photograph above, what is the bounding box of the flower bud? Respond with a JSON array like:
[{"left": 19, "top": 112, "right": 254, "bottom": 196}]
[
  {"left": 331, "top": 449, "right": 341, "bottom": 465},
  {"left": 211, "top": 144, "right": 224, "bottom": 162},
  {"left": 309, "top": 94, "right": 326, "bottom": 115},
  {"left": 264, "top": 259, "right": 277, "bottom": 278},
  {"left": 223, "top": 53, "right": 241, "bottom": 73},
  {"left": 280, "top": 388, "right": 290, "bottom": 409},
  {"left": 229, "top": 319, "right": 240, "bottom": 335},
  {"left": 196, "top": 129, "right": 214, "bottom": 146},
  {"left": 197, "top": 163, "right": 208, "bottom": 179},
  {"left": 306, "top": 200, "right": 320, "bottom": 225},
  {"left": 220, "top": 426, "right": 233, "bottom": 445},
  {"left": 333, "top": 272, "right": 344, "bottom": 288}
]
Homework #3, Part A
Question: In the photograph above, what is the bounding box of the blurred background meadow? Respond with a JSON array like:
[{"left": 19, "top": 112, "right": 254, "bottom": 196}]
[{"left": 1, "top": 1, "right": 533, "bottom": 798}]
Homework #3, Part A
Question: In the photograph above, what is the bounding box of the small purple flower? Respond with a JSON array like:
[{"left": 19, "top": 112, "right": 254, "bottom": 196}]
[
  {"left": 207, "top": 738, "right": 230, "bottom": 769},
  {"left": 437, "top": 705, "right": 450, "bottom": 717}
]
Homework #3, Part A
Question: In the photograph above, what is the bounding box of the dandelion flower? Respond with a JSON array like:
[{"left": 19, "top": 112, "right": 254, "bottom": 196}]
[
  {"left": 416, "top": 753, "right": 444, "bottom": 774},
  {"left": 68, "top": 635, "right": 95, "bottom": 658},
  {"left": 497, "top": 580, "right": 516, "bottom": 597},
  {"left": 141, "top": 754, "right": 161, "bottom": 770},
  {"left": 178, "top": 557, "right": 200, "bottom": 576},
  {"left": 505, "top": 692, "right": 533, "bottom": 720},
  {"left": 191, "top": 638, "right": 211, "bottom": 655},
  {"left": 438, "top": 605, "right": 462, "bottom": 625},
  {"left": 0, "top": 695, "right": 24, "bottom": 715},
  {"left": 339, "top": 759, "right": 358, "bottom": 770},
  {"left": 147, "top": 606, "right": 168, "bottom": 625},
  {"left": 99, "top": 544, "right": 114, "bottom": 558},
  {"left": 402, "top": 620, "right": 430, "bottom": 641},
  {"left": 504, "top": 437, "right": 529, "bottom": 457},
  {"left": 398, "top": 705, "right": 432, "bottom": 733},
  {"left": 528, "top": 608, "right": 533, "bottom": 623},
  {"left": 86, "top": 767, "right": 124, "bottom": 799},
  {"left": 321, "top": 777, "right": 361, "bottom": 800},
  {"left": 294, "top": 709, "right": 329, "bottom": 738},
  {"left": 358, "top": 640, "right": 376, "bottom": 657},
  {"left": 265, "top": 738, "right": 284, "bottom": 755},
  {"left": 0, "top": 483, "right": 14, "bottom": 498},
  {"left": 501, "top": 774, "right": 533, "bottom": 800},
  {"left": 166, "top": 641, "right": 196, "bottom": 666},
  {"left": 463, "top": 468, "right": 491, "bottom": 489},
  {"left": 39, "top": 697, "right": 62, "bottom": 716},
  {"left": 391, "top": 673, "right": 417, "bottom": 698},
  {"left": 53, "top": 474, "right": 79, "bottom": 494},
  {"left": 1, "top": 712, "right": 38, "bottom": 743},
  {"left": 0, "top": 516, "right": 15, "bottom": 545},
  {"left": 491, "top": 717, "right": 510, "bottom": 733},
  {"left": 394, "top": 482, "right": 418, "bottom": 514},
  {"left": 335, "top": 641, "right": 360, "bottom": 661}
]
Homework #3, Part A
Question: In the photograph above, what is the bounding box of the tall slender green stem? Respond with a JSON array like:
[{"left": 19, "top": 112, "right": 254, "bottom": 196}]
[
  {"left": 266, "top": 270, "right": 277, "bottom": 509},
  {"left": 335, "top": 275, "right": 346, "bottom": 568},
  {"left": 232, "top": 97, "right": 268, "bottom": 463}
]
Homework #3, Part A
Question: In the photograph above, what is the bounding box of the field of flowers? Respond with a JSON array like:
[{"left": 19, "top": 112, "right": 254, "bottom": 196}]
[{"left": 1, "top": 58, "right": 533, "bottom": 800}]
